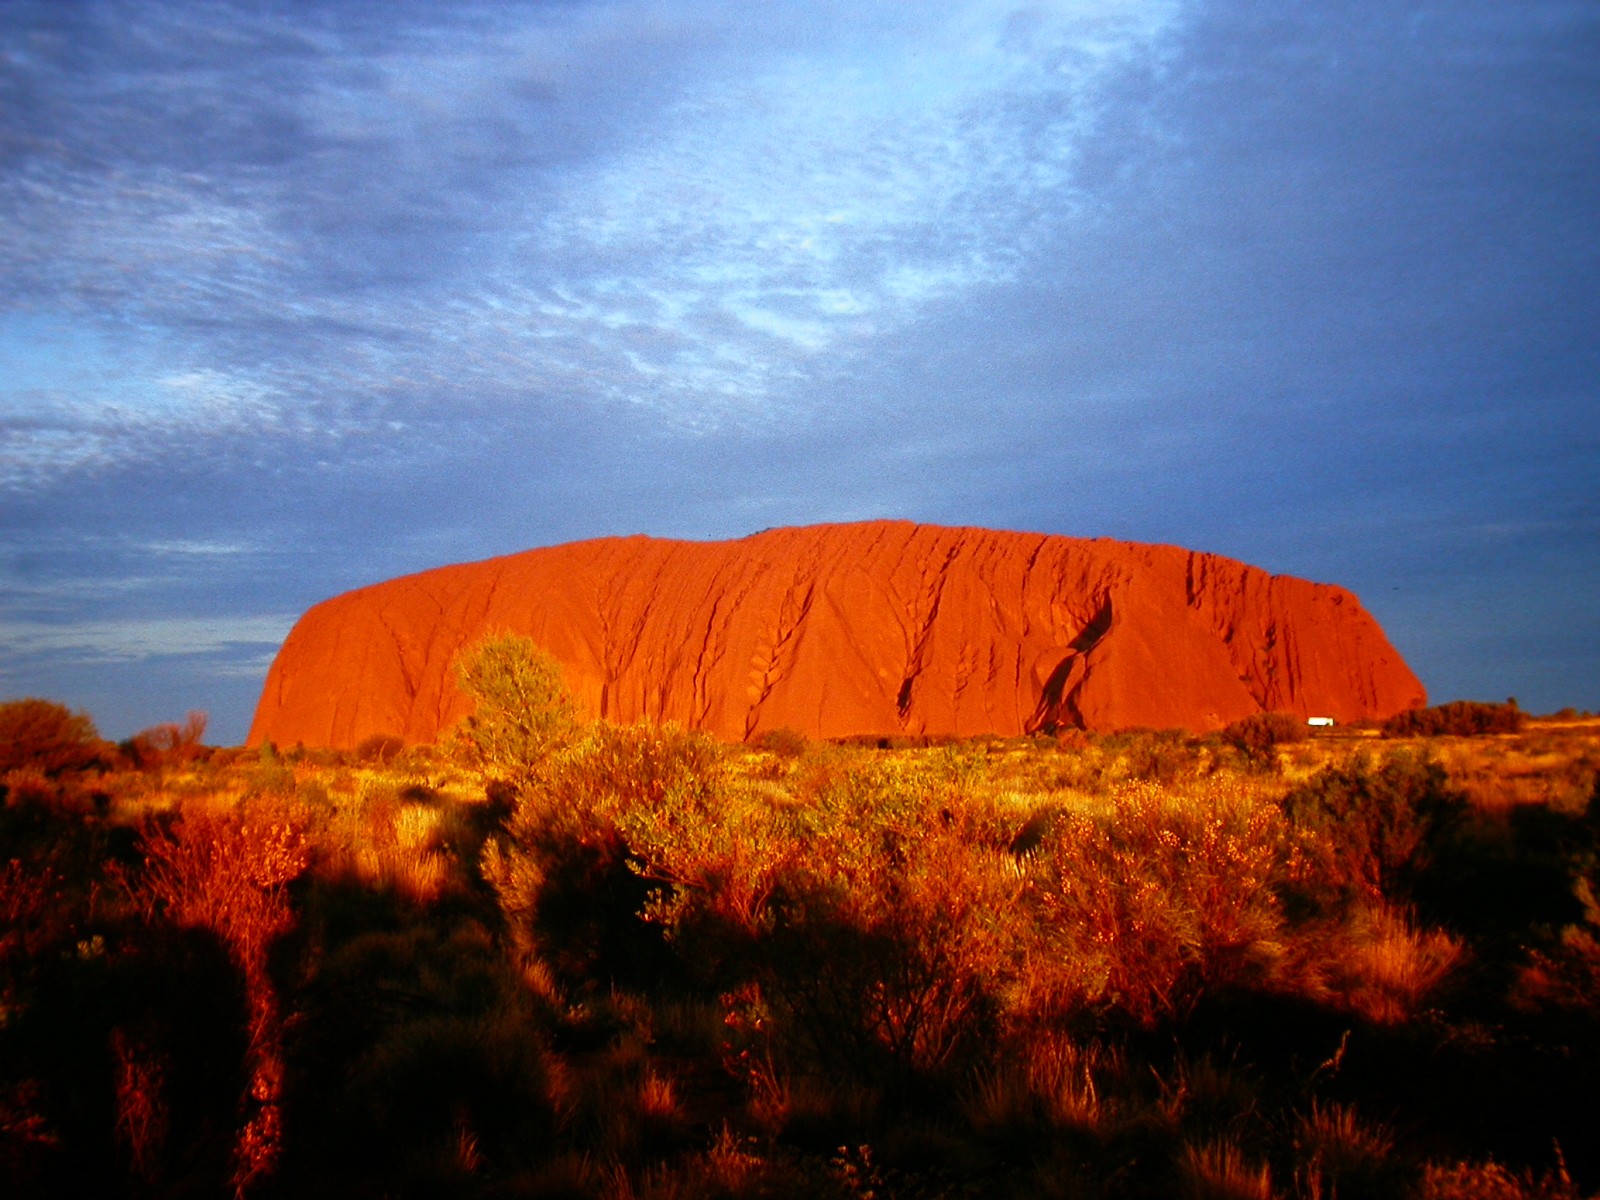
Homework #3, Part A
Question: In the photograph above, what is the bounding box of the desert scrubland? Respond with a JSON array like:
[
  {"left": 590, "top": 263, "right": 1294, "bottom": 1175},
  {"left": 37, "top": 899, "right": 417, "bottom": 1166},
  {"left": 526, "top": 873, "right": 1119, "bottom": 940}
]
[{"left": 3, "top": 647, "right": 1598, "bottom": 1199}]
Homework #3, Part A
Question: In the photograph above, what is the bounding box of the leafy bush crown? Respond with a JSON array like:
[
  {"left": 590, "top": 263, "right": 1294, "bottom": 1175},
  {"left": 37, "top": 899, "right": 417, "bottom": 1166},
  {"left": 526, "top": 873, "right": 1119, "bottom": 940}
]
[
  {"left": 0, "top": 698, "right": 103, "bottom": 776},
  {"left": 1223, "top": 711, "right": 1307, "bottom": 759},
  {"left": 449, "top": 633, "right": 577, "bottom": 789}
]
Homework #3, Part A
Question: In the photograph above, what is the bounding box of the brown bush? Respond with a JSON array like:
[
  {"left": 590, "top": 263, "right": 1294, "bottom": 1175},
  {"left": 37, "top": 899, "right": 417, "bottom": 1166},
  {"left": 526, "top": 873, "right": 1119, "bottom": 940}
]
[
  {"left": 122, "top": 711, "right": 209, "bottom": 770},
  {"left": 1222, "top": 711, "right": 1306, "bottom": 759},
  {"left": 1384, "top": 700, "right": 1525, "bottom": 738},
  {"left": 750, "top": 726, "right": 808, "bottom": 758},
  {"left": 354, "top": 733, "right": 405, "bottom": 765},
  {"left": 0, "top": 698, "right": 104, "bottom": 777}
]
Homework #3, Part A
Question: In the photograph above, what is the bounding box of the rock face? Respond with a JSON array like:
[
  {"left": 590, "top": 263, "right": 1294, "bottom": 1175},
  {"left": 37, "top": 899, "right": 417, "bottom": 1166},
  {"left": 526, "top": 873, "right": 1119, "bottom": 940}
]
[{"left": 248, "top": 521, "right": 1426, "bottom": 748}]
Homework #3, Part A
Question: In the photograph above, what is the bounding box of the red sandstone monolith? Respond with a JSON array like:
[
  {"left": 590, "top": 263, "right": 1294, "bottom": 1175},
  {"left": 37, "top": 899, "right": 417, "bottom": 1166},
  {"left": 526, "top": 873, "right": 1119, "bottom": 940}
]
[{"left": 248, "top": 521, "right": 1425, "bottom": 748}]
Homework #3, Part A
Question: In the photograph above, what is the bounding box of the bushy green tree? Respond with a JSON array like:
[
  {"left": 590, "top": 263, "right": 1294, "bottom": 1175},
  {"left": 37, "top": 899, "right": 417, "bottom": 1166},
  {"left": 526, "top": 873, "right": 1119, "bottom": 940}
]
[{"left": 449, "top": 634, "right": 577, "bottom": 790}]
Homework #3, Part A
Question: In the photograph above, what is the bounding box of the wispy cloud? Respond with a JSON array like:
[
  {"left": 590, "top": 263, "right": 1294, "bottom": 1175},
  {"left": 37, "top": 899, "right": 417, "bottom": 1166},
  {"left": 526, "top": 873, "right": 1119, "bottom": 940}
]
[
  {"left": 504, "top": 1, "right": 1180, "bottom": 417},
  {"left": 0, "top": 0, "right": 1182, "bottom": 478},
  {"left": 0, "top": 614, "right": 296, "bottom": 663}
]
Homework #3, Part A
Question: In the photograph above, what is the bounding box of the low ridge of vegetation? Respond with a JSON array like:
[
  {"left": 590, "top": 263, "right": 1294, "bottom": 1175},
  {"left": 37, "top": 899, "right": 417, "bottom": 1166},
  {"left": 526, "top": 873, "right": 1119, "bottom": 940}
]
[
  {"left": 1383, "top": 699, "right": 1527, "bottom": 739},
  {"left": 3, "top": 645, "right": 1598, "bottom": 1198}
]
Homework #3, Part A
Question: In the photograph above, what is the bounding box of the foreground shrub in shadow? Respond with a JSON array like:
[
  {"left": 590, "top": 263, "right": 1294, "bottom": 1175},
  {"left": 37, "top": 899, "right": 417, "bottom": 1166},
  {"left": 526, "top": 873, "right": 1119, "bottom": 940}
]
[
  {"left": 1281, "top": 753, "right": 1468, "bottom": 908},
  {"left": 335, "top": 1010, "right": 558, "bottom": 1194},
  {"left": 750, "top": 834, "right": 1012, "bottom": 1096},
  {"left": 1413, "top": 798, "right": 1595, "bottom": 941},
  {"left": 129, "top": 800, "right": 311, "bottom": 1193},
  {"left": 0, "top": 785, "right": 252, "bottom": 1199},
  {"left": 481, "top": 721, "right": 722, "bottom": 996}
]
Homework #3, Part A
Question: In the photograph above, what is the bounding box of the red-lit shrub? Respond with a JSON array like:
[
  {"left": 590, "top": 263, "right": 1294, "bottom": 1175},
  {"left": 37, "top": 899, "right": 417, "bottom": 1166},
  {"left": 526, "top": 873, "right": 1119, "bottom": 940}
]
[
  {"left": 134, "top": 801, "right": 309, "bottom": 1193},
  {"left": 1020, "top": 784, "right": 1288, "bottom": 1027},
  {"left": 0, "top": 698, "right": 104, "bottom": 777},
  {"left": 123, "top": 711, "right": 209, "bottom": 770}
]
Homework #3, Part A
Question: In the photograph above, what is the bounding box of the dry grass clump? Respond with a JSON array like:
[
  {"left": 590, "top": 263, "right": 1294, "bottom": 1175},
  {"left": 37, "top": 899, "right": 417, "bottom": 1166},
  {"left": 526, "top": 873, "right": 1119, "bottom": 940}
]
[
  {"left": 350, "top": 800, "right": 451, "bottom": 899},
  {"left": 1291, "top": 1102, "right": 1401, "bottom": 1199},
  {"left": 1179, "top": 1140, "right": 1276, "bottom": 1200},
  {"left": 964, "top": 1029, "right": 1113, "bottom": 1137},
  {"left": 1420, "top": 1160, "right": 1586, "bottom": 1200},
  {"left": 1427, "top": 732, "right": 1598, "bottom": 813},
  {"left": 1320, "top": 904, "right": 1465, "bottom": 1023}
]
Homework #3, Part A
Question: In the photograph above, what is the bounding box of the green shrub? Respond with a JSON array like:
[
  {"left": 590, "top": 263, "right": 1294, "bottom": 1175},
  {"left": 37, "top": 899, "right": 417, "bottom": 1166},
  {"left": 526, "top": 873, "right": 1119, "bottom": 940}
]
[{"left": 449, "top": 634, "right": 577, "bottom": 791}]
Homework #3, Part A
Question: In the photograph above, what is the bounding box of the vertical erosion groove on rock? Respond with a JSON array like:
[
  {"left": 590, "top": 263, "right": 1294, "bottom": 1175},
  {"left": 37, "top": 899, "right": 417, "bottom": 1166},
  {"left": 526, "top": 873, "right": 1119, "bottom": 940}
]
[{"left": 248, "top": 521, "right": 1427, "bottom": 749}]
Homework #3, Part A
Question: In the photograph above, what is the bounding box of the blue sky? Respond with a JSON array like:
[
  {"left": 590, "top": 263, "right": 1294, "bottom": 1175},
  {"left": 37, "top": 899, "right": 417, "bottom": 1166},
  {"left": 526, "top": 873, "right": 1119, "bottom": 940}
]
[{"left": 2, "top": 0, "right": 1597, "bottom": 743}]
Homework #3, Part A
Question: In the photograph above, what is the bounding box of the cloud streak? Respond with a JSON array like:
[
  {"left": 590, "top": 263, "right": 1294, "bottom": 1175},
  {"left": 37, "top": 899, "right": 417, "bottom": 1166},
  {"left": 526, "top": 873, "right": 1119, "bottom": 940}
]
[
  {"left": 0, "top": 614, "right": 295, "bottom": 663},
  {"left": 1, "top": 0, "right": 1182, "bottom": 477}
]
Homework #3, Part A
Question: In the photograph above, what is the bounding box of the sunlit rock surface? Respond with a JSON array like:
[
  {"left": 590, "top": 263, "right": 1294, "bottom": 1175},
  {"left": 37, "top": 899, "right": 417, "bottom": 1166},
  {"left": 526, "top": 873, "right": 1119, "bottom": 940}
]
[{"left": 248, "top": 521, "right": 1426, "bottom": 747}]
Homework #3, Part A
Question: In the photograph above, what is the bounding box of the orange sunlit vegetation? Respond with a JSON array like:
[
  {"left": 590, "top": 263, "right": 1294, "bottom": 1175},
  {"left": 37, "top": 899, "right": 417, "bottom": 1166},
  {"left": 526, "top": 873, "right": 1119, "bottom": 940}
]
[{"left": 1, "top": 652, "right": 1597, "bottom": 1198}]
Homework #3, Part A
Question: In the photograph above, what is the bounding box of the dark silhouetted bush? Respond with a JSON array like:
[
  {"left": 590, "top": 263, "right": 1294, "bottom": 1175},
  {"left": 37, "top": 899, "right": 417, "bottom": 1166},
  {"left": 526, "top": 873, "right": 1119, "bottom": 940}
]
[
  {"left": 1383, "top": 700, "right": 1525, "bottom": 738},
  {"left": 355, "top": 733, "right": 405, "bottom": 764}
]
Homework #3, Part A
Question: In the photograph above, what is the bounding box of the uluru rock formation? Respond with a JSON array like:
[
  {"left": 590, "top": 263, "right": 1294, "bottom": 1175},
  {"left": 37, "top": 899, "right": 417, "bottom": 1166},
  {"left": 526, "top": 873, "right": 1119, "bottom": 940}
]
[{"left": 248, "top": 521, "right": 1426, "bottom": 749}]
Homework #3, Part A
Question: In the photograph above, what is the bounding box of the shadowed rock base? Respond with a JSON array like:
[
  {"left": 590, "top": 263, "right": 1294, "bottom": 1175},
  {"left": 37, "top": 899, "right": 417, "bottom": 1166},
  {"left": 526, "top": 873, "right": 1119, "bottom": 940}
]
[{"left": 248, "top": 521, "right": 1426, "bottom": 748}]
